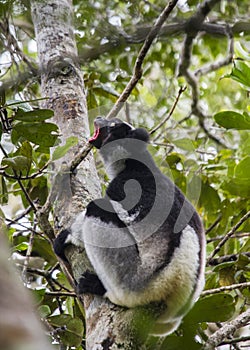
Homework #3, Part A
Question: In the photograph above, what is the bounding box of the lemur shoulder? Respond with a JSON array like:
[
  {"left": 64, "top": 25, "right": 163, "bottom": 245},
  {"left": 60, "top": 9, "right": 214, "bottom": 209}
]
[{"left": 54, "top": 117, "right": 206, "bottom": 335}]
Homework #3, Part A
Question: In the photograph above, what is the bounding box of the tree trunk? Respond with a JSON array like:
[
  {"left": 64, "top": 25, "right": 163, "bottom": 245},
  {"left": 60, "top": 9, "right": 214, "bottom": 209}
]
[{"left": 30, "top": 1, "right": 142, "bottom": 349}]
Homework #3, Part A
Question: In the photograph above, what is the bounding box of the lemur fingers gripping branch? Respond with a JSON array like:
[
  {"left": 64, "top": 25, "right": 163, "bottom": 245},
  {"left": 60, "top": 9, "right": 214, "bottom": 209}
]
[{"left": 54, "top": 117, "right": 206, "bottom": 336}]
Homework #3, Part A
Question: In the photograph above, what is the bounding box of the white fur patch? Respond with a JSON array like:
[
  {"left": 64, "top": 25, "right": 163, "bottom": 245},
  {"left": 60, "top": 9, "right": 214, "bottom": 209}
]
[
  {"left": 110, "top": 200, "right": 140, "bottom": 225},
  {"left": 103, "top": 225, "right": 204, "bottom": 336},
  {"left": 82, "top": 215, "right": 135, "bottom": 249},
  {"left": 65, "top": 211, "right": 86, "bottom": 248},
  {"left": 69, "top": 209, "right": 205, "bottom": 336},
  {"left": 104, "top": 145, "right": 129, "bottom": 179}
]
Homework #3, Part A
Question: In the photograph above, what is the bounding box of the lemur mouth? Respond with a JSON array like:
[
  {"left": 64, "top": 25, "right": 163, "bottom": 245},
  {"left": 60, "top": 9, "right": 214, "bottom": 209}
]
[
  {"left": 89, "top": 121, "right": 100, "bottom": 142},
  {"left": 89, "top": 117, "right": 109, "bottom": 148}
]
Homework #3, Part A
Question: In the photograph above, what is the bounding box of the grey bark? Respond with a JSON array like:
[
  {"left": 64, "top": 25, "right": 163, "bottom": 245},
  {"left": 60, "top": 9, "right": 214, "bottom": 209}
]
[{"left": 30, "top": 1, "right": 143, "bottom": 349}]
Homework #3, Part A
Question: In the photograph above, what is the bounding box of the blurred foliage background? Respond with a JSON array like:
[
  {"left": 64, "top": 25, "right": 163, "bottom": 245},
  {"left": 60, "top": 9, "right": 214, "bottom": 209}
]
[{"left": 0, "top": 0, "right": 249, "bottom": 349}]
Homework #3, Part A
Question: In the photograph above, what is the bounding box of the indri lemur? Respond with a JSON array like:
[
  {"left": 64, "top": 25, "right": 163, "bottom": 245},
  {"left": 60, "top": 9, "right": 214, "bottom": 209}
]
[{"left": 54, "top": 117, "right": 206, "bottom": 335}]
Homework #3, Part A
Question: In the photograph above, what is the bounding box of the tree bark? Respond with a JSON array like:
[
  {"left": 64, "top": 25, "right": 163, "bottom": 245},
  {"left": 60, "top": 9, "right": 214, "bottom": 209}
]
[{"left": 30, "top": 1, "right": 143, "bottom": 349}]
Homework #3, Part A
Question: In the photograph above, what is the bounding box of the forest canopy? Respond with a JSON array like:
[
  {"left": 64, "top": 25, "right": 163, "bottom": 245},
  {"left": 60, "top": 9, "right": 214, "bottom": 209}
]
[{"left": 0, "top": 0, "right": 249, "bottom": 349}]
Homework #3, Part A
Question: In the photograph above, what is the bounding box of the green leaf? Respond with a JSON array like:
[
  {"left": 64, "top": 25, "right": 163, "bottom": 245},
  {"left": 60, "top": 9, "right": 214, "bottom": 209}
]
[
  {"left": 19, "top": 141, "right": 33, "bottom": 159},
  {"left": 240, "top": 238, "right": 250, "bottom": 253},
  {"left": 32, "top": 236, "right": 57, "bottom": 265},
  {"left": 12, "top": 122, "right": 59, "bottom": 147},
  {"left": 229, "top": 61, "right": 250, "bottom": 88},
  {"left": 172, "top": 138, "right": 194, "bottom": 152},
  {"left": 214, "top": 111, "right": 250, "bottom": 130},
  {"left": 184, "top": 294, "right": 235, "bottom": 324},
  {"left": 87, "top": 90, "right": 98, "bottom": 110},
  {"left": 166, "top": 153, "right": 183, "bottom": 167},
  {"left": 33, "top": 289, "right": 46, "bottom": 304},
  {"left": 161, "top": 335, "right": 201, "bottom": 350},
  {"left": 199, "top": 181, "right": 221, "bottom": 213},
  {"left": 93, "top": 85, "right": 119, "bottom": 101},
  {"left": 48, "top": 315, "right": 84, "bottom": 347},
  {"left": 38, "top": 305, "right": 51, "bottom": 318},
  {"left": 234, "top": 156, "right": 250, "bottom": 179},
  {"left": 14, "top": 109, "right": 54, "bottom": 122},
  {"left": 52, "top": 136, "right": 78, "bottom": 161},
  {"left": 2, "top": 156, "right": 31, "bottom": 173},
  {"left": 13, "top": 242, "right": 29, "bottom": 251},
  {"left": 222, "top": 178, "right": 250, "bottom": 197}
]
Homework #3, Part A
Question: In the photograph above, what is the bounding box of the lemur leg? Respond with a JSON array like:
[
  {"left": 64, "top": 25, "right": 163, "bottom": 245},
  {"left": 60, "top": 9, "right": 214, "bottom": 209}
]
[
  {"left": 53, "top": 229, "right": 107, "bottom": 296},
  {"left": 77, "top": 271, "right": 106, "bottom": 296}
]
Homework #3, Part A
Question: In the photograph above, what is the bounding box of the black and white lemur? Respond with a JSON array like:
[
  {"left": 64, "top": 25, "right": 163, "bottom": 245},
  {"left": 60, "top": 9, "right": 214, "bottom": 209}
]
[{"left": 54, "top": 117, "right": 206, "bottom": 335}]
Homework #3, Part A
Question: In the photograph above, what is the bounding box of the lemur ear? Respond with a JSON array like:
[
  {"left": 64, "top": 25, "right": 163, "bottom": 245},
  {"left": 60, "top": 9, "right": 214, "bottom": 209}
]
[{"left": 129, "top": 128, "right": 150, "bottom": 143}]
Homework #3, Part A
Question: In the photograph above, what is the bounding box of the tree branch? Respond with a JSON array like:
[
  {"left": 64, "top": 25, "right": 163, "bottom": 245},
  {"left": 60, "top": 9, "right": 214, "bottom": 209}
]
[
  {"left": 78, "top": 21, "right": 250, "bottom": 63},
  {"left": 207, "top": 210, "right": 250, "bottom": 263},
  {"left": 208, "top": 252, "right": 250, "bottom": 265},
  {"left": 205, "top": 214, "right": 222, "bottom": 235},
  {"left": 70, "top": 143, "right": 92, "bottom": 172},
  {"left": 220, "top": 336, "right": 250, "bottom": 346},
  {"left": 195, "top": 25, "right": 234, "bottom": 76},
  {"left": 203, "top": 308, "right": 250, "bottom": 350},
  {"left": 68, "top": 0, "right": 180, "bottom": 172},
  {"left": 1, "top": 15, "right": 249, "bottom": 96},
  {"left": 106, "top": 0, "right": 179, "bottom": 120},
  {"left": 178, "top": 0, "right": 230, "bottom": 148},
  {"left": 45, "top": 291, "right": 76, "bottom": 298},
  {"left": 0, "top": 160, "right": 50, "bottom": 180},
  {"left": 201, "top": 282, "right": 250, "bottom": 297},
  {"left": 149, "top": 86, "right": 187, "bottom": 135}
]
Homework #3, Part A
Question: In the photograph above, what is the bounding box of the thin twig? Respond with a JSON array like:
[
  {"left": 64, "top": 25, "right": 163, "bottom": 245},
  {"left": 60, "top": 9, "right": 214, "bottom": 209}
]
[
  {"left": 68, "top": 1, "right": 179, "bottom": 172},
  {"left": 16, "top": 178, "right": 37, "bottom": 211},
  {"left": 12, "top": 205, "right": 34, "bottom": 222},
  {"left": 106, "top": 0, "right": 179, "bottom": 120},
  {"left": 208, "top": 252, "right": 250, "bottom": 266},
  {"left": 201, "top": 282, "right": 250, "bottom": 297},
  {"left": 178, "top": 0, "right": 229, "bottom": 148},
  {"left": 0, "top": 160, "right": 51, "bottom": 180},
  {"left": 207, "top": 232, "right": 250, "bottom": 243},
  {"left": 27, "top": 267, "right": 74, "bottom": 293},
  {"left": 149, "top": 86, "right": 187, "bottom": 135},
  {"left": 205, "top": 214, "right": 222, "bottom": 235},
  {"left": 203, "top": 309, "right": 250, "bottom": 350},
  {"left": 207, "top": 210, "right": 250, "bottom": 263},
  {"left": 151, "top": 141, "right": 173, "bottom": 148},
  {"left": 45, "top": 291, "right": 76, "bottom": 297},
  {"left": 195, "top": 25, "right": 234, "bottom": 76},
  {"left": 5, "top": 217, "right": 41, "bottom": 234}
]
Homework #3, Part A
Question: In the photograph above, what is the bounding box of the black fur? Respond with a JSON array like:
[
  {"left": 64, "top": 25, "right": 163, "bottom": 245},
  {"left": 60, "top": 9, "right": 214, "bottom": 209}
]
[
  {"left": 77, "top": 271, "right": 106, "bottom": 296},
  {"left": 54, "top": 117, "right": 204, "bottom": 305},
  {"left": 53, "top": 229, "right": 71, "bottom": 262},
  {"left": 86, "top": 199, "right": 126, "bottom": 228}
]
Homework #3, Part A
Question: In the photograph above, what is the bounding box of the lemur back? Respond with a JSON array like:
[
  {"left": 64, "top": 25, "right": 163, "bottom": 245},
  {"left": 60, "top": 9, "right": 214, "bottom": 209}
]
[{"left": 54, "top": 117, "right": 206, "bottom": 335}]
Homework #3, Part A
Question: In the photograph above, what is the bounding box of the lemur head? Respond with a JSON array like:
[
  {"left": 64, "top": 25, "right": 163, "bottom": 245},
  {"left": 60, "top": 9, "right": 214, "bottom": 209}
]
[
  {"left": 89, "top": 117, "right": 149, "bottom": 150},
  {"left": 89, "top": 117, "right": 150, "bottom": 178}
]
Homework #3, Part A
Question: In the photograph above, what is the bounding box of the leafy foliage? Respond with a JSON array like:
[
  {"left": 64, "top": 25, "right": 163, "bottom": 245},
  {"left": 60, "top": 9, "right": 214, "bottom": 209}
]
[{"left": 0, "top": 1, "right": 250, "bottom": 349}]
